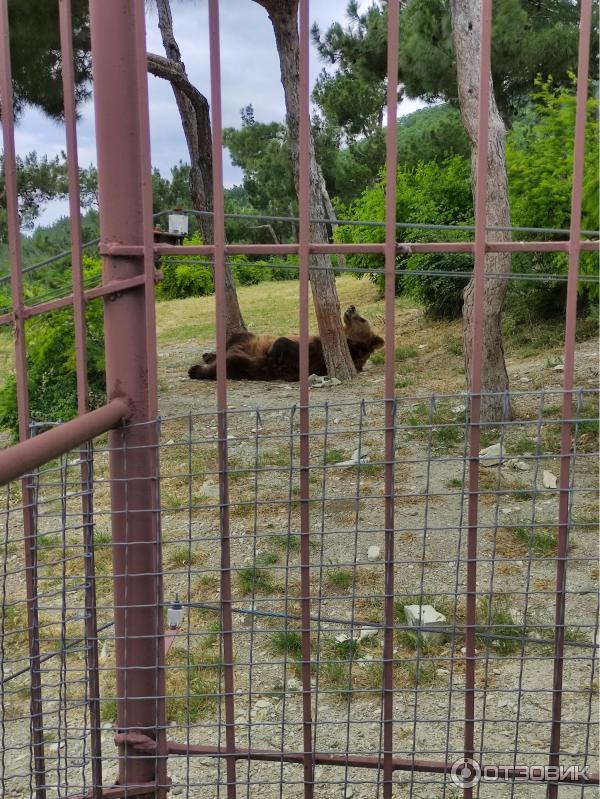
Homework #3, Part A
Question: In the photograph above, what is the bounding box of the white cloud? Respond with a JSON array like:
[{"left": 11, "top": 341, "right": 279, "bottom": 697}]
[{"left": 16, "top": 0, "right": 425, "bottom": 229}]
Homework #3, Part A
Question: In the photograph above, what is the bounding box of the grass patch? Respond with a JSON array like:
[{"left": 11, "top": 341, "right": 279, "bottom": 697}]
[
  {"left": 371, "top": 345, "right": 418, "bottom": 366},
  {"left": 270, "top": 533, "right": 301, "bottom": 553},
  {"left": 269, "top": 629, "right": 303, "bottom": 660},
  {"left": 513, "top": 527, "right": 559, "bottom": 557},
  {"left": 447, "top": 337, "right": 463, "bottom": 356},
  {"left": 395, "top": 658, "right": 438, "bottom": 688},
  {"left": 395, "top": 375, "right": 413, "bottom": 389},
  {"left": 237, "top": 566, "right": 279, "bottom": 596},
  {"left": 326, "top": 569, "right": 354, "bottom": 591},
  {"left": 164, "top": 544, "right": 201, "bottom": 570},
  {"left": 257, "top": 552, "right": 279, "bottom": 566},
  {"left": 325, "top": 448, "right": 346, "bottom": 465},
  {"left": 475, "top": 597, "right": 522, "bottom": 656}
]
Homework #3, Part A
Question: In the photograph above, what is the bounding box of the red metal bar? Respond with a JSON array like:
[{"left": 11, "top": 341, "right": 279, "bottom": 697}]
[
  {"left": 547, "top": 4, "right": 593, "bottom": 798},
  {"left": 463, "top": 2, "right": 493, "bottom": 795},
  {"left": 0, "top": 3, "right": 47, "bottom": 793},
  {"left": 382, "top": 2, "right": 399, "bottom": 797},
  {"left": 160, "top": 742, "right": 597, "bottom": 785},
  {"left": 58, "top": 6, "right": 102, "bottom": 792},
  {"left": 132, "top": 4, "right": 168, "bottom": 796},
  {"left": 298, "top": 2, "right": 315, "bottom": 796},
  {"left": 0, "top": 398, "right": 128, "bottom": 485},
  {"left": 207, "top": 2, "right": 237, "bottom": 796},
  {"left": 89, "top": 2, "right": 164, "bottom": 796}
]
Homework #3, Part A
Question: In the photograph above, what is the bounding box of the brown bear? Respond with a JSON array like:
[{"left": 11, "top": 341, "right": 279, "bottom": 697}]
[{"left": 188, "top": 305, "right": 384, "bottom": 382}]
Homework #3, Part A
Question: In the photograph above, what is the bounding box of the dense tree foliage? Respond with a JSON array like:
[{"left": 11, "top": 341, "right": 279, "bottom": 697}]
[
  {"left": 335, "top": 82, "right": 599, "bottom": 321},
  {"left": 312, "top": 0, "right": 596, "bottom": 132},
  {"left": 0, "top": 257, "right": 105, "bottom": 439},
  {"left": 6, "top": 0, "right": 91, "bottom": 121}
]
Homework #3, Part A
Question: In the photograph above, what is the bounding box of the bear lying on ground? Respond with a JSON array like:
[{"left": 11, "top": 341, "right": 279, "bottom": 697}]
[{"left": 188, "top": 305, "right": 384, "bottom": 381}]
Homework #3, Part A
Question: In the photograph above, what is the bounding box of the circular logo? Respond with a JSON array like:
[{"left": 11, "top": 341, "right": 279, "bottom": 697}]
[{"left": 450, "top": 758, "right": 481, "bottom": 789}]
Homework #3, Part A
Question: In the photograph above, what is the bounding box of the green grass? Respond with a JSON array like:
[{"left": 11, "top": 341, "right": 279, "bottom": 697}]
[
  {"left": 446, "top": 337, "right": 463, "bottom": 356},
  {"left": 395, "top": 375, "right": 413, "bottom": 389},
  {"left": 445, "top": 477, "right": 464, "bottom": 490},
  {"left": 475, "top": 597, "right": 522, "bottom": 656},
  {"left": 405, "top": 402, "right": 464, "bottom": 449},
  {"left": 371, "top": 344, "right": 419, "bottom": 366},
  {"left": 164, "top": 544, "right": 201, "bottom": 569},
  {"left": 325, "top": 448, "right": 346, "bottom": 465},
  {"left": 326, "top": 568, "right": 354, "bottom": 591},
  {"left": 513, "top": 527, "right": 559, "bottom": 557},
  {"left": 269, "top": 533, "right": 301, "bottom": 553},
  {"left": 237, "top": 566, "right": 279, "bottom": 596},
  {"left": 257, "top": 551, "right": 279, "bottom": 566},
  {"left": 269, "top": 629, "right": 303, "bottom": 660},
  {"left": 507, "top": 435, "right": 538, "bottom": 455},
  {"left": 93, "top": 531, "right": 112, "bottom": 547}
]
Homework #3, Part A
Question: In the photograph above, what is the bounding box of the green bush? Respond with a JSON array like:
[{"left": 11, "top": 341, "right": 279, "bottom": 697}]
[
  {"left": 0, "top": 257, "right": 106, "bottom": 439},
  {"left": 157, "top": 260, "right": 214, "bottom": 300},
  {"left": 335, "top": 155, "right": 474, "bottom": 317},
  {"left": 402, "top": 231, "right": 472, "bottom": 320},
  {"left": 506, "top": 78, "right": 599, "bottom": 318},
  {"left": 0, "top": 305, "right": 105, "bottom": 440}
]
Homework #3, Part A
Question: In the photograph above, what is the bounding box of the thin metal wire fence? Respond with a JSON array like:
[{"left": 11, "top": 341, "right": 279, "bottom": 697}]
[
  {"left": 0, "top": 0, "right": 598, "bottom": 797},
  {"left": 0, "top": 391, "right": 598, "bottom": 797}
]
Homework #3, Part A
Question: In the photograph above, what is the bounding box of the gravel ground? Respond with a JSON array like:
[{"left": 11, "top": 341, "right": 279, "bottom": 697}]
[{"left": 0, "top": 339, "right": 597, "bottom": 798}]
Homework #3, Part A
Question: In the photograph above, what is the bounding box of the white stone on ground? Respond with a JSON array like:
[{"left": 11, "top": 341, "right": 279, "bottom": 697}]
[
  {"left": 543, "top": 470, "right": 558, "bottom": 488},
  {"left": 367, "top": 545, "right": 381, "bottom": 561},
  {"left": 404, "top": 604, "right": 447, "bottom": 644}
]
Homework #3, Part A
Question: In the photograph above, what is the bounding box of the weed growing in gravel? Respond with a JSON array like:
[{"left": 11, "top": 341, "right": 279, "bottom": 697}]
[
  {"left": 326, "top": 568, "right": 354, "bottom": 591},
  {"left": 513, "top": 527, "right": 559, "bottom": 557},
  {"left": 237, "top": 566, "right": 279, "bottom": 596},
  {"left": 269, "top": 629, "right": 303, "bottom": 660}
]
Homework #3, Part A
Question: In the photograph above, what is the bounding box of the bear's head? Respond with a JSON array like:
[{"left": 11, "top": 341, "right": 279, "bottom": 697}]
[{"left": 343, "top": 306, "right": 384, "bottom": 370}]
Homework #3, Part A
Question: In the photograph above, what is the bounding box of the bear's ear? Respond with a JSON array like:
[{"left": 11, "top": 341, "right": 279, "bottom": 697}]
[{"left": 372, "top": 335, "right": 384, "bottom": 350}]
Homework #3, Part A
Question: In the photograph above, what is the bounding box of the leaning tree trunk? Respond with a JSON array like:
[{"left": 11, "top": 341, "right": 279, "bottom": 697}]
[
  {"left": 150, "top": 0, "right": 246, "bottom": 339},
  {"left": 253, "top": 0, "right": 356, "bottom": 380},
  {"left": 451, "top": 0, "right": 511, "bottom": 422}
]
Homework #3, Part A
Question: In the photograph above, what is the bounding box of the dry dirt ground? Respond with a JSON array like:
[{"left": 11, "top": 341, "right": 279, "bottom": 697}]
[{"left": 0, "top": 289, "right": 598, "bottom": 798}]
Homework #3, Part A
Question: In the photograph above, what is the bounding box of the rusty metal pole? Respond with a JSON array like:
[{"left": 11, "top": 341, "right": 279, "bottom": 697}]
[
  {"left": 89, "top": 1, "right": 165, "bottom": 795},
  {"left": 0, "top": 2, "right": 46, "bottom": 795}
]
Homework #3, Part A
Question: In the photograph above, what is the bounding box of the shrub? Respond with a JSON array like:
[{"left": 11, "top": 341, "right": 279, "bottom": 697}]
[
  {"left": 506, "top": 78, "right": 599, "bottom": 318},
  {"left": 0, "top": 301, "right": 105, "bottom": 440},
  {"left": 0, "top": 258, "right": 106, "bottom": 439},
  {"left": 157, "top": 260, "right": 214, "bottom": 300},
  {"left": 335, "top": 155, "right": 474, "bottom": 317}
]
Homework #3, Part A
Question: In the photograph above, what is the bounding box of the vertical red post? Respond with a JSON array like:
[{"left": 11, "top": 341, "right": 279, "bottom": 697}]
[
  {"left": 464, "top": 2, "right": 493, "bottom": 795},
  {"left": 58, "top": 2, "right": 103, "bottom": 794},
  {"left": 298, "top": 1, "right": 315, "bottom": 795},
  {"left": 547, "top": 3, "right": 593, "bottom": 797},
  {"left": 0, "top": 2, "right": 47, "bottom": 796},
  {"left": 382, "top": 2, "right": 399, "bottom": 797},
  {"left": 208, "top": 2, "right": 237, "bottom": 796},
  {"left": 89, "top": 1, "right": 164, "bottom": 793}
]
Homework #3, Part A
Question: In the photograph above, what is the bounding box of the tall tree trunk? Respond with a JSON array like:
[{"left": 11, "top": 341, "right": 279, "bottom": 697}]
[
  {"left": 253, "top": 0, "right": 356, "bottom": 380},
  {"left": 451, "top": 0, "right": 511, "bottom": 422},
  {"left": 150, "top": 0, "right": 246, "bottom": 339}
]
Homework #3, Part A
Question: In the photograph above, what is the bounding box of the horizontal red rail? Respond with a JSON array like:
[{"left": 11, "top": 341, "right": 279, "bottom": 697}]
[
  {"left": 0, "top": 272, "right": 163, "bottom": 328},
  {"left": 0, "top": 397, "right": 129, "bottom": 485},
  {"left": 116, "top": 733, "right": 599, "bottom": 786}
]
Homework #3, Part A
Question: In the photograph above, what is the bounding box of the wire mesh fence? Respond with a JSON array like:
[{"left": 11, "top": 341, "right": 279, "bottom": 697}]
[{"left": 1, "top": 389, "right": 597, "bottom": 797}]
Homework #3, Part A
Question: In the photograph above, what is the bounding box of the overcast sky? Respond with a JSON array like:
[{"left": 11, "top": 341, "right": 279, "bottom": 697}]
[{"left": 14, "top": 0, "right": 424, "bottom": 227}]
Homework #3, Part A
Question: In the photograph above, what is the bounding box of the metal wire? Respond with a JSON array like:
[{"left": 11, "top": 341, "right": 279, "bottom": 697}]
[{"left": 1, "top": 390, "right": 597, "bottom": 796}]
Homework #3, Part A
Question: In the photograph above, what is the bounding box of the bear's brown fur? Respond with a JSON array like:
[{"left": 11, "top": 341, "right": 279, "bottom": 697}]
[{"left": 188, "top": 306, "right": 384, "bottom": 382}]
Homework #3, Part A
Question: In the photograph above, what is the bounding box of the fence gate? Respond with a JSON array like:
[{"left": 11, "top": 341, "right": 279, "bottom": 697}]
[{"left": 0, "top": 1, "right": 598, "bottom": 798}]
